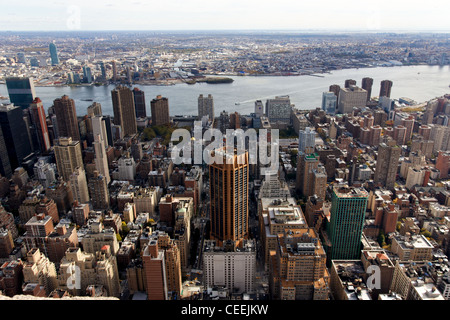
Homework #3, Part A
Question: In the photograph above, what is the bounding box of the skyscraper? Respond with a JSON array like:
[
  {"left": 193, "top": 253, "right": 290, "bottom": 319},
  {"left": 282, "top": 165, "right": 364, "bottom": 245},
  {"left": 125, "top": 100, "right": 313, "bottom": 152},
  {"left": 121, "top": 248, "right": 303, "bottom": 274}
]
[
  {"left": 150, "top": 95, "right": 170, "bottom": 126},
  {"left": 374, "top": 139, "right": 401, "bottom": 190},
  {"left": 88, "top": 171, "right": 110, "bottom": 210},
  {"left": 0, "top": 129, "right": 12, "bottom": 178},
  {"left": 361, "top": 77, "right": 373, "bottom": 101},
  {"left": 5, "top": 77, "right": 36, "bottom": 110},
  {"left": 112, "top": 61, "right": 117, "bottom": 82},
  {"left": 269, "top": 228, "right": 329, "bottom": 300},
  {"left": 69, "top": 167, "right": 89, "bottom": 204},
  {"left": 133, "top": 87, "right": 147, "bottom": 119},
  {"left": 49, "top": 42, "right": 59, "bottom": 66},
  {"left": 209, "top": 147, "right": 249, "bottom": 248},
  {"left": 82, "top": 66, "right": 93, "bottom": 83},
  {"left": 295, "top": 152, "right": 320, "bottom": 196},
  {"left": 0, "top": 104, "right": 33, "bottom": 172},
  {"left": 91, "top": 116, "right": 110, "bottom": 184},
  {"left": 322, "top": 92, "right": 337, "bottom": 115},
  {"left": 143, "top": 237, "right": 168, "bottom": 300},
  {"left": 198, "top": 94, "right": 214, "bottom": 121},
  {"left": 53, "top": 95, "right": 80, "bottom": 142},
  {"left": 337, "top": 86, "right": 368, "bottom": 114},
  {"left": 111, "top": 86, "right": 138, "bottom": 137},
  {"left": 29, "top": 98, "right": 51, "bottom": 153},
  {"left": 53, "top": 137, "right": 83, "bottom": 182},
  {"left": 265, "top": 96, "right": 291, "bottom": 123},
  {"left": 380, "top": 80, "right": 393, "bottom": 98},
  {"left": 327, "top": 185, "right": 368, "bottom": 261},
  {"left": 298, "top": 127, "right": 316, "bottom": 154},
  {"left": 329, "top": 84, "right": 340, "bottom": 101},
  {"left": 344, "top": 79, "right": 356, "bottom": 88},
  {"left": 99, "top": 61, "right": 107, "bottom": 81}
]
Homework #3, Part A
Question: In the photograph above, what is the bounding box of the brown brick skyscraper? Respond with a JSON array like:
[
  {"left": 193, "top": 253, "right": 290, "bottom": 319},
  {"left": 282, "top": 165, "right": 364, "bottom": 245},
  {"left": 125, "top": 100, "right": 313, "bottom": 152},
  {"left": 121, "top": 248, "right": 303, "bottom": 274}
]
[
  {"left": 150, "top": 95, "right": 170, "bottom": 126},
  {"left": 111, "top": 86, "right": 137, "bottom": 137},
  {"left": 53, "top": 95, "right": 80, "bottom": 141}
]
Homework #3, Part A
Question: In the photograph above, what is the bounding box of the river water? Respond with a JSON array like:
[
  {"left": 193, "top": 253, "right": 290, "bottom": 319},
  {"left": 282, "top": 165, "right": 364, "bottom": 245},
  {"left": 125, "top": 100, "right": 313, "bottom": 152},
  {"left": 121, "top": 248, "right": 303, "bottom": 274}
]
[{"left": 1, "top": 65, "right": 449, "bottom": 117}]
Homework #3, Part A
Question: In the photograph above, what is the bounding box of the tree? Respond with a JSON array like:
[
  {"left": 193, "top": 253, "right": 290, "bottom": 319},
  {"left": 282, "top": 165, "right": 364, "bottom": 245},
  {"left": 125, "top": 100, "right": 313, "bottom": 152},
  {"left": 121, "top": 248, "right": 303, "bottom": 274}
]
[
  {"left": 420, "top": 228, "right": 432, "bottom": 239},
  {"left": 377, "top": 231, "right": 387, "bottom": 247},
  {"left": 121, "top": 221, "right": 130, "bottom": 238}
]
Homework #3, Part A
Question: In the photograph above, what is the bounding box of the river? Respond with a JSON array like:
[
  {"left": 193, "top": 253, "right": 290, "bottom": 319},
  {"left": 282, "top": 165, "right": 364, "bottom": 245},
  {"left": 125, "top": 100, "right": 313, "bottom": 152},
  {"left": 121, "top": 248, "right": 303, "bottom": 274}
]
[{"left": 1, "top": 65, "right": 449, "bottom": 117}]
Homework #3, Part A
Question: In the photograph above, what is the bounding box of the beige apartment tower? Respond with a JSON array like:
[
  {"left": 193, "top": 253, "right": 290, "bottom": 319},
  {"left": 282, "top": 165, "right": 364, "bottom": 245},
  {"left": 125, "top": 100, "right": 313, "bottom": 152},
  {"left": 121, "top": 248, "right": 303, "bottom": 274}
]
[
  {"left": 337, "top": 86, "right": 368, "bottom": 114},
  {"left": 54, "top": 137, "right": 84, "bottom": 182},
  {"left": 69, "top": 166, "right": 89, "bottom": 204}
]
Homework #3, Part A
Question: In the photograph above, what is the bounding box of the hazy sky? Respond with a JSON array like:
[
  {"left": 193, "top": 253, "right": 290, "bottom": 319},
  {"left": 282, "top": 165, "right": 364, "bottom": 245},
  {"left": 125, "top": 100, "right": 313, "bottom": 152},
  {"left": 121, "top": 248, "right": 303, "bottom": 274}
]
[{"left": 1, "top": 0, "right": 449, "bottom": 32}]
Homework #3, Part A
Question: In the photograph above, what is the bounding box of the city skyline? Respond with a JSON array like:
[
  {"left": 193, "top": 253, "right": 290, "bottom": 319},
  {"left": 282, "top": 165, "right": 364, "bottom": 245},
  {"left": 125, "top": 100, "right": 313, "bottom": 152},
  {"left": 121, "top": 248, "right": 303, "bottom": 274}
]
[
  {"left": 0, "top": 4, "right": 449, "bottom": 305},
  {"left": 1, "top": 0, "right": 449, "bottom": 32}
]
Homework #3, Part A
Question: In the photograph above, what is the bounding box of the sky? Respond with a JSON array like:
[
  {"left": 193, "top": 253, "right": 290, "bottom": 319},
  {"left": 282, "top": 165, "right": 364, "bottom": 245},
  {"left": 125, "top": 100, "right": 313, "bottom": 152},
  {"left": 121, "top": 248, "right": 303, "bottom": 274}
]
[{"left": 1, "top": 0, "right": 449, "bottom": 32}]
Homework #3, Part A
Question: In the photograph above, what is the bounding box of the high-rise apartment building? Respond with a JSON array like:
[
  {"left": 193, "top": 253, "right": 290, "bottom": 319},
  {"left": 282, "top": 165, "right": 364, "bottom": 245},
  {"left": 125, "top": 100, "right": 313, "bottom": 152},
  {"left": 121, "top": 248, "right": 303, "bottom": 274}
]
[
  {"left": 111, "top": 86, "right": 138, "bottom": 137},
  {"left": 329, "top": 84, "right": 340, "bottom": 101},
  {"left": 298, "top": 127, "right": 316, "bottom": 153},
  {"left": 0, "top": 129, "right": 12, "bottom": 178},
  {"left": 22, "top": 248, "right": 58, "bottom": 295},
  {"left": 150, "top": 95, "right": 170, "bottom": 126},
  {"left": 81, "top": 221, "right": 119, "bottom": 256},
  {"left": 54, "top": 137, "right": 83, "bottom": 181},
  {"left": 69, "top": 166, "right": 89, "bottom": 204},
  {"left": 326, "top": 186, "right": 368, "bottom": 261},
  {"left": 88, "top": 171, "right": 110, "bottom": 210},
  {"left": 0, "top": 103, "right": 33, "bottom": 171},
  {"left": 29, "top": 98, "right": 51, "bottom": 153},
  {"left": 49, "top": 42, "right": 59, "bottom": 66},
  {"left": 46, "top": 178, "right": 74, "bottom": 215},
  {"left": 265, "top": 96, "right": 291, "bottom": 123},
  {"left": 0, "top": 229, "right": 14, "bottom": 258},
  {"left": 337, "top": 86, "right": 368, "bottom": 114},
  {"left": 374, "top": 139, "right": 401, "bottom": 189},
  {"left": 91, "top": 115, "right": 111, "bottom": 184},
  {"left": 436, "top": 151, "right": 450, "bottom": 179},
  {"left": 155, "top": 232, "right": 182, "bottom": 298},
  {"left": 203, "top": 239, "right": 256, "bottom": 295},
  {"left": 142, "top": 240, "right": 167, "bottom": 300},
  {"left": 380, "top": 80, "right": 393, "bottom": 98},
  {"left": 72, "top": 202, "right": 90, "bottom": 227},
  {"left": 269, "top": 228, "right": 329, "bottom": 300},
  {"left": 58, "top": 246, "right": 120, "bottom": 297},
  {"left": 322, "top": 92, "right": 337, "bottom": 115},
  {"left": 198, "top": 94, "right": 214, "bottom": 120},
  {"left": 209, "top": 147, "right": 249, "bottom": 247},
  {"left": 361, "top": 77, "right": 373, "bottom": 101},
  {"left": 259, "top": 197, "right": 307, "bottom": 268},
  {"left": 254, "top": 100, "right": 264, "bottom": 118},
  {"left": 133, "top": 87, "right": 147, "bottom": 119},
  {"left": 345, "top": 79, "right": 357, "bottom": 88},
  {"left": 6, "top": 77, "right": 36, "bottom": 109},
  {"left": 112, "top": 60, "right": 117, "bottom": 82},
  {"left": 53, "top": 95, "right": 81, "bottom": 141},
  {"left": 295, "top": 152, "right": 320, "bottom": 196},
  {"left": 82, "top": 65, "right": 93, "bottom": 83},
  {"left": 0, "top": 260, "right": 23, "bottom": 297}
]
